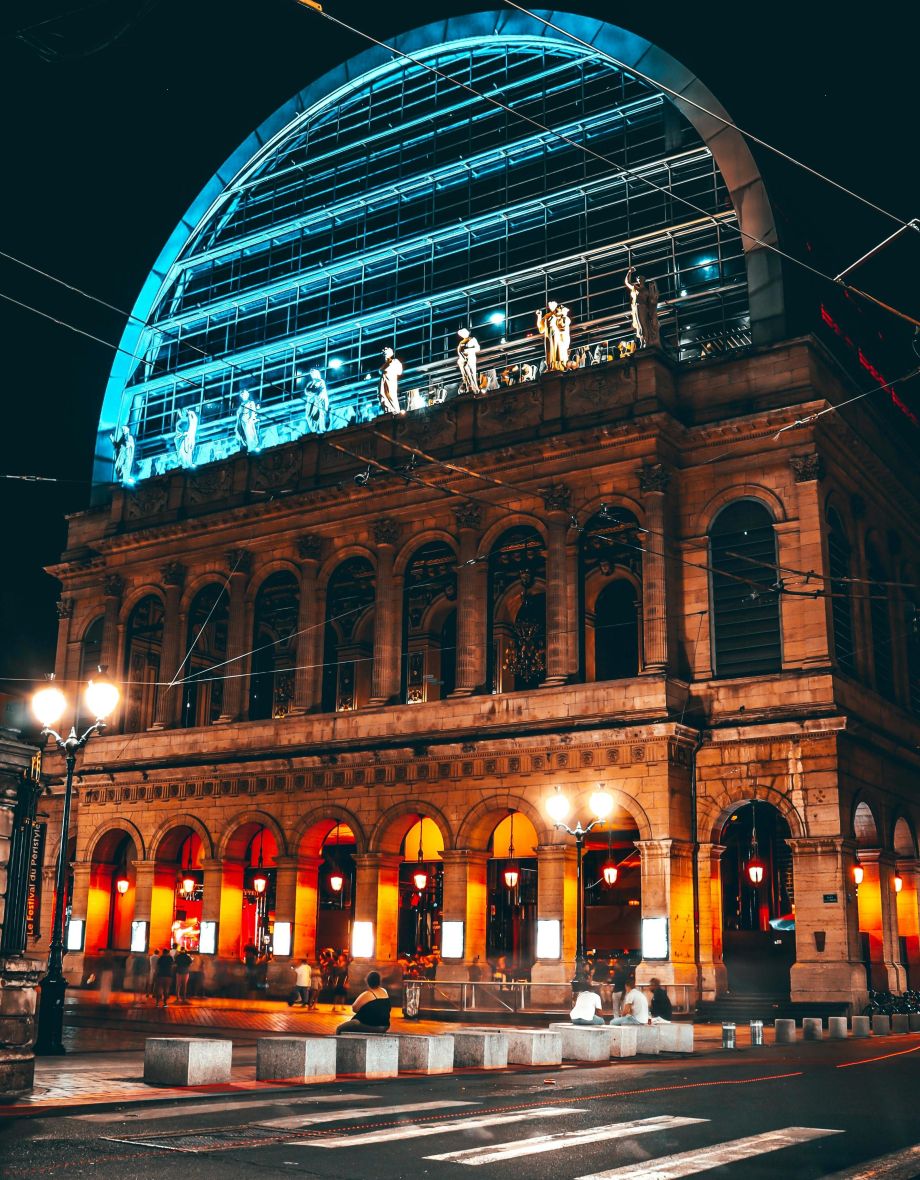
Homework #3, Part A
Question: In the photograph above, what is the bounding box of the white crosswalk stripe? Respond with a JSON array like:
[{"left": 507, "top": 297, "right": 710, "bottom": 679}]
[
  {"left": 820, "top": 1143, "right": 920, "bottom": 1180},
  {"left": 296, "top": 1105, "right": 586, "bottom": 1148},
  {"left": 75, "top": 1092, "right": 376, "bottom": 1122},
  {"left": 575, "top": 1126, "right": 844, "bottom": 1179},
  {"left": 425, "top": 1115, "right": 707, "bottom": 1166},
  {"left": 259, "top": 1099, "right": 478, "bottom": 1129}
]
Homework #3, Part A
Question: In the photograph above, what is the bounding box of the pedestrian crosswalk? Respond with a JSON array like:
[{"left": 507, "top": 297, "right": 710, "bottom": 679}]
[{"left": 297, "top": 1105, "right": 586, "bottom": 1148}]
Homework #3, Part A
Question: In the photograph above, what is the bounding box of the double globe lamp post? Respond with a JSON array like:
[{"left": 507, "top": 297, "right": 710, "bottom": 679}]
[
  {"left": 545, "top": 785, "right": 616, "bottom": 988},
  {"left": 31, "top": 671, "right": 120, "bottom": 1055}
]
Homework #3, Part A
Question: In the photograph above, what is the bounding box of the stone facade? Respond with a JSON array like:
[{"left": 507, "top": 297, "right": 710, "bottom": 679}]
[{"left": 39, "top": 341, "right": 920, "bottom": 1011}]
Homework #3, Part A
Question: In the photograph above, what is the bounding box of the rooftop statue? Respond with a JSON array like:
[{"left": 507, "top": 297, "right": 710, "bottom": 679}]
[
  {"left": 111, "top": 424, "right": 135, "bottom": 483},
  {"left": 235, "top": 389, "right": 262, "bottom": 452},
  {"left": 378, "top": 347, "right": 403, "bottom": 415},
  {"left": 625, "top": 266, "right": 661, "bottom": 348},
  {"left": 536, "top": 301, "right": 572, "bottom": 371},
  {"left": 300, "top": 368, "right": 330, "bottom": 433},
  {"left": 174, "top": 407, "right": 198, "bottom": 469},
  {"left": 456, "top": 327, "right": 481, "bottom": 394}
]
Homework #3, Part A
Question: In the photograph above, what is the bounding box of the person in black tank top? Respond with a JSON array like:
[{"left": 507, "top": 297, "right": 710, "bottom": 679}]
[{"left": 335, "top": 970, "right": 392, "bottom": 1035}]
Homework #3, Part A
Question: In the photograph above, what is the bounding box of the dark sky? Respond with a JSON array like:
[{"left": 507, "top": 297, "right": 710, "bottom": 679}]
[{"left": 0, "top": 0, "right": 917, "bottom": 690}]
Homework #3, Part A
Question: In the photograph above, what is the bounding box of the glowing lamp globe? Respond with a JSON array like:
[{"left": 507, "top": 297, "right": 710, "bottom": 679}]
[
  {"left": 589, "top": 788, "right": 614, "bottom": 822},
  {"left": 252, "top": 873, "right": 268, "bottom": 895},
  {"left": 853, "top": 865, "right": 864, "bottom": 886},
  {"left": 328, "top": 871, "right": 344, "bottom": 894},
  {"left": 181, "top": 876, "right": 197, "bottom": 896},
  {"left": 546, "top": 789, "right": 570, "bottom": 825},
  {"left": 412, "top": 868, "right": 428, "bottom": 892},
  {"left": 503, "top": 863, "right": 520, "bottom": 890},
  {"left": 602, "top": 860, "right": 618, "bottom": 887},
  {"left": 33, "top": 684, "right": 67, "bottom": 729},
  {"left": 894, "top": 875, "right": 903, "bottom": 894},
  {"left": 115, "top": 875, "right": 130, "bottom": 895},
  {"left": 85, "top": 672, "right": 120, "bottom": 720},
  {"left": 746, "top": 857, "right": 765, "bottom": 886}
]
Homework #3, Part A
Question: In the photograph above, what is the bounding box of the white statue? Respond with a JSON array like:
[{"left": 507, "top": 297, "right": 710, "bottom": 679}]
[
  {"left": 519, "top": 363, "right": 536, "bottom": 382},
  {"left": 111, "top": 424, "right": 135, "bottom": 483},
  {"left": 301, "top": 368, "right": 329, "bottom": 433},
  {"left": 456, "top": 327, "right": 480, "bottom": 393},
  {"left": 174, "top": 407, "right": 198, "bottom": 468},
  {"left": 378, "top": 347, "right": 403, "bottom": 414},
  {"left": 406, "top": 389, "right": 426, "bottom": 411},
  {"left": 536, "top": 301, "right": 571, "bottom": 371},
  {"left": 625, "top": 267, "right": 660, "bottom": 348},
  {"left": 235, "top": 389, "right": 261, "bottom": 452}
]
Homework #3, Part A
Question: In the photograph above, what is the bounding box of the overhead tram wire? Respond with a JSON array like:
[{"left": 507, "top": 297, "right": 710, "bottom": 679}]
[
  {"left": 296, "top": 3, "right": 920, "bottom": 332},
  {"left": 501, "top": 0, "right": 912, "bottom": 230}
]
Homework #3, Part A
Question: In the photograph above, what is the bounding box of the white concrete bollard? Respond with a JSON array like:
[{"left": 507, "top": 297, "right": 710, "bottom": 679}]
[
  {"left": 827, "top": 1017, "right": 848, "bottom": 1039},
  {"left": 335, "top": 1034, "right": 399, "bottom": 1078},
  {"left": 452, "top": 1030, "right": 508, "bottom": 1069},
  {"left": 144, "top": 1037, "right": 233, "bottom": 1086},
  {"left": 850, "top": 1015, "right": 871, "bottom": 1037},
  {"left": 802, "top": 1017, "right": 823, "bottom": 1040},
  {"left": 871, "top": 1015, "right": 891, "bottom": 1035},
  {"left": 504, "top": 1029, "right": 562, "bottom": 1066},
  {"left": 256, "top": 1037, "right": 336, "bottom": 1083},
  {"left": 773, "top": 1019, "right": 796, "bottom": 1044},
  {"left": 608, "top": 1025, "right": 638, "bottom": 1057},
  {"left": 548, "top": 1023, "right": 613, "bottom": 1061},
  {"left": 397, "top": 1034, "right": 455, "bottom": 1074}
]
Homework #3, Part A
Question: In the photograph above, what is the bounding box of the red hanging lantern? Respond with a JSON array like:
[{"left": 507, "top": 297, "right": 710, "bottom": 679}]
[
  {"left": 746, "top": 857, "right": 765, "bottom": 886},
  {"left": 115, "top": 875, "right": 130, "bottom": 895},
  {"left": 503, "top": 863, "right": 520, "bottom": 890},
  {"left": 181, "top": 876, "right": 197, "bottom": 896},
  {"left": 412, "top": 867, "right": 429, "bottom": 892},
  {"left": 602, "top": 860, "right": 618, "bottom": 887},
  {"left": 252, "top": 871, "right": 268, "bottom": 895},
  {"left": 328, "top": 870, "right": 344, "bottom": 894}
]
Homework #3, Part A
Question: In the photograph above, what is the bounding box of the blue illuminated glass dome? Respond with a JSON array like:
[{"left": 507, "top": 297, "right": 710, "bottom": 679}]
[{"left": 96, "top": 9, "right": 783, "bottom": 487}]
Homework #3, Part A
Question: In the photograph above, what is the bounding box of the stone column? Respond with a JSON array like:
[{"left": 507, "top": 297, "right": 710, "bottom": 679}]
[
  {"left": 541, "top": 484, "right": 572, "bottom": 687},
  {"left": 857, "top": 849, "right": 906, "bottom": 992},
  {"left": 292, "top": 536, "right": 323, "bottom": 713},
  {"left": 100, "top": 574, "right": 125, "bottom": 676},
  {"left": 438, "top": 850, "right": 489, "bottom": 980},
  {"left": 62, "top": 861, "right": 92, "bottom": 987},
  {"left": 352, "top": 852, "right": 402, "bottom": 971},
  {"left": 788, "top": 837, "right": 868, "bottom": 1006},
  {"left": 151, "top": 561, "right": 186, "bottom": 729},
  {"left": 450, "top": 504, "right": 486, "bottom": 697},
  {"left": 217, "top": 549, "right": 251, "bottom": 723},
  {"left": 53, "top": 597, "right": 74, "bottom": 683},
  {"left": 264, "top": 856, "right": 298, "bottom": 993},
  {"left": 370, "top": 519, "right": 401, "bottom": 705},
  {"left": 895, "top": 859, "right": 920, "bottom": 987},
  {"left": 635, "top": 839, "right": 697, "bottom": 990},
  {"left": 530, "top": 844, "right": 577, "bottom": 995},
  {"left": 639, "top": 463, "right": 670, "bottom": 673},
  {"left": 131, "top": 860, "right": 164, "bottom": 951},
  {"left": 0, "top": 732, "right": 45, "bottom": 1095},
  {"left": 697, "top": 843, "right": 728, "bottom": 1001},
  {"left": 564, "top": 538, "right": 580, "bottom": 681},
  {"left": 293, "top": 855, "right": 322, "bottom": 961},
  {"left": 787, "top": 454, "right": 830, "bottom": 667}
]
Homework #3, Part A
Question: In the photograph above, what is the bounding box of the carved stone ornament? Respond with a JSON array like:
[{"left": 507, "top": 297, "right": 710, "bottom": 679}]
[
  {"left": 225, "top": 548, "right": 252, "bottom": 575},
  {"left": 297, "top": 534, "right": 323, "bottom": 561},
  {"left": 251, "top": 447, "right": 301, "bottom": 492},
  {"left": 187, "top": 465, "right": 232, "bottom": 505},
  {"left": 55, "top": 597, "right": 74, "bottom": 620},
  {"left": 124, "top": 478, "right": 169, "bottom": 521},
  {"left": 638, "top": 462, "right": 671, "bottom": 494},
  {"left": 161, "top": 560, "right": 187, "bottom": 587},
  {"left": 103, "top": 573, "right": 125, "bottom": 599},
  {"left": 373, "top": 517, "right": 401, "bottom": 547},
  {"left": 790, "top": 453, "right": 825, "bottom": 483},
  {"left": 454, "top": 502, "right": 482, "bottom": 532},
  {"left": 540, "top": 482, "right": 572, "bottom": 514}
]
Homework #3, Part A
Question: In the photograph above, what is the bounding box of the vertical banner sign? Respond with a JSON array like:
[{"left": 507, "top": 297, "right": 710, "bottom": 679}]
[{"left": 25, "top": 822, "right": 46, "bottom": 940}]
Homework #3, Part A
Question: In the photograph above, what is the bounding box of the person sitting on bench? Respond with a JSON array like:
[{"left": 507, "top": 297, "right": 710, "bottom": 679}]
[
  {"left": 336, "top": 971, "right": 392, "bottom": 1035},
  {"left": 569, "top": 979, "right": 605, "bottom": 1025}
]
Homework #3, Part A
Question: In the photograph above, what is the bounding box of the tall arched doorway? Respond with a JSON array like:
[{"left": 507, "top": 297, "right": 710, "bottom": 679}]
[
  {"left": 316, "top": 821, "right": 357, "bottom": 956},
  {"left": 486, "top": 811, "right": 538, "bottom": 974},
  {"left": 720, "top": 801, "right": 794, "bottom": 994},
  {"left": 152, "top": 826, "right": 205, "bottom": 954},
  {"left": 583, "top": 806, "right": 641, "bottom": 959},
  {"left": 86, "top": 829, "right": 138, "bottom": 957},
  {"left": 398, "top": 817, "right": 443, "bottom": 960}
]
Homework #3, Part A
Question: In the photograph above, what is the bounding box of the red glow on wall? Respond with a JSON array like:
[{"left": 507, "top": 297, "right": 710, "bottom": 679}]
[{"left": 820, "top": 305, "right": 919, "bottom": 428}]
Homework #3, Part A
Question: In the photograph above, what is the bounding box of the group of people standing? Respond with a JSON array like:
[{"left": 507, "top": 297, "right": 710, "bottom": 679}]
[
  {"left": 287, "top": 948, "right": 351, "bottom": 1012},
  {"left": 145, "top": 946, "right": 195, "bottom": 1006}
]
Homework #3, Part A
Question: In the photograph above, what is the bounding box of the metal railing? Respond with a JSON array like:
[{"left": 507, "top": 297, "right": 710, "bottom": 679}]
[{"left": 409, "top": 979, "right": 695, "bottom": 1016}]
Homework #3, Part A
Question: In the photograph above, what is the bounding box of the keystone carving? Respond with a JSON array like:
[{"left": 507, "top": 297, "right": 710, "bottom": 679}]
[
  {"left": 161, "top": 561, "right": 186, "bottom": 588},
  {"left": 790, "top": 453, "right": 825, "bottom": 483},
  {"left": 453, "top": 502, "right": 482, "bottom": 531},
  {"left": 638, "top": 462, "right": 671, "bottom": 493},
  {"left": 102, "top": 574, "right": 125, "bottom": 599},
  {"left": 539, "top": 482, "right": 572, "bottom": 514},
  {"left": 373, "top": 518, "right": 400, "bottom": 547}
]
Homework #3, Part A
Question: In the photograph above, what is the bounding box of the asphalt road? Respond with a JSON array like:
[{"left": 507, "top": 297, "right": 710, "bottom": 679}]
[{"left": 3, "top": 1040, "right": 919, "bottom": 1180}]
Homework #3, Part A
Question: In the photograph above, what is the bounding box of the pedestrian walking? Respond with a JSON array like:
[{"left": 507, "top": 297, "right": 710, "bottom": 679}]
[
  {"left": 154, "top": 948, "right": 174, "bottom": 1007},
  {"left": 173, "top": 948, "right": 193, "bottom": 1001},
  {"left": 288, "top": 959, "right": 313, "bottom": 1007},
  {"left": 147, "top": 948, "right": 159, "bottom": 997},
  {"left": 331, "top": 951, "right": 349, "bottom": 1013}
]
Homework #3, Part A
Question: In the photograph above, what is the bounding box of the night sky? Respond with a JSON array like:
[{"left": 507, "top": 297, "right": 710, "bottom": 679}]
[{"left": 1, "top": 0, "right": 917, "bottom": 692}]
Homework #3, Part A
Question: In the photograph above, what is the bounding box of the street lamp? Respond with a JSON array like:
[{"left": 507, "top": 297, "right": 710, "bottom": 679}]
[
  {"left": 545, "top": 784, "right": 615, "bottom": 988},
  {"left": 32, "top": 669, "right": 120, "bottom": 1055}
]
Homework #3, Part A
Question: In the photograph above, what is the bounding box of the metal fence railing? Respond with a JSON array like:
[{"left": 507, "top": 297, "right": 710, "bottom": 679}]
[{"left": 409, "top": 979, "right": 695, "bottom": 1016}]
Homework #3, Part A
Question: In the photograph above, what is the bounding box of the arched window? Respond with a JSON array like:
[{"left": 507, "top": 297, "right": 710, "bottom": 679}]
[
  {"left": 710, "top": 500, "right": 781, "bottom": 678},
  {"left": 181, "top": 584, "right": 229, "bottom": 727},
  {"left": 322, "top": 557, "right": 376, "bottom": 711},
  {"left": 248, "top": 571, "right": 299, "bottom": 720},
  {"left": 580, "top": 508, "right": 642, "bottom": 681},
  {"left": 866, "top": 543, "right": 894, "bottom": 700},
  {"left": 401, "top": 542, "right": 457, "bottom": 704},
  {"left": 488, "top": 527, "right": 546, "bottom": 693},
  {"left": 123, "top": 595, "right": 164, "bottom": 731},
  {"left": 79, "top": 617, "right": 104, "bottom": 681},
  {"left": 826, "top": 509, "right": 855, "bottom": 675}
]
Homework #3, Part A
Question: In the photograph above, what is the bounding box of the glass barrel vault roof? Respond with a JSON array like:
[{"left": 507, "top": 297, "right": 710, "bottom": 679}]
[{"left": 95, "top": 11, "right": 780, "bottom": 488}]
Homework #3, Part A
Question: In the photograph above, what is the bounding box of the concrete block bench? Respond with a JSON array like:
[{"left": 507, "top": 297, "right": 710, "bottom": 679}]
[
  {"left": 548, "top": 1023, "right": 613, "bottom": 1061},
  {"left": 909, "top": 1013, "right": 920, "bottom": 1032},
  {"left": 504, "top": 1028, "right": 562, "bottom": 1066},
  {"left": 452, "top": 1030, "right": 508, "bottom": 1069},
  {"left": 637, "top": 1023, "right": 694, "bottom": 1054},
  {"left": 608, "top": 1025, "right": 638, "bottom": 1057},
  {"left": 144, "top": 1037, "right": 232, "bottom": 1087},
  {"left": 256, "top": 1037, "right": 336, "bottom": 1083},
  {"left": 891, "top": 1013, "right": 909, "bottom": 1033},
  {"left": 397, "top": 1034, "right": 455, "bottom": 1074},
  {"left": 634, "top": 1025, "right": 660, "bottom": 1055},
  {"left": 335, "top": 1034, "right": 399, "bottom": 1078}
]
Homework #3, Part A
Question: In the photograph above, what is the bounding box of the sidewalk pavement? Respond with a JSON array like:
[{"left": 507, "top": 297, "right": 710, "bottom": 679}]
[{"left": 0, "top": 990, "right": 750, "bottom": 1117}]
